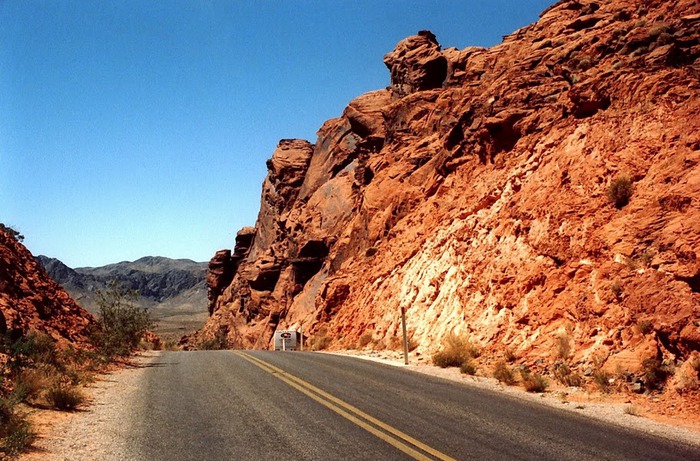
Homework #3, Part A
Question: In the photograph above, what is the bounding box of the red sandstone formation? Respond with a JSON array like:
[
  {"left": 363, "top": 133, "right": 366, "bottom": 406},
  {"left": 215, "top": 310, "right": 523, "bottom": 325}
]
[
  {"left": 200, "top": 0, "right": 700, "bottom": 395},
  {"left": 0, "top": 229, "right": 95, "bottom": 345}
]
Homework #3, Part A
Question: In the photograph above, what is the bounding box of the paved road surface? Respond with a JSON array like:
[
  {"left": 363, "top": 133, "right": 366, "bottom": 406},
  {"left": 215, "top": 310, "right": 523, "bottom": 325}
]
[{"left": 121, "top": 351, "right": 700, "bottom": 460}]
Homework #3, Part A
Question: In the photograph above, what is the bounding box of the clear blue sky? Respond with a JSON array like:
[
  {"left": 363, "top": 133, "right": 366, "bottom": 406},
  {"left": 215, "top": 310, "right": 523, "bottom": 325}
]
[{"left": 0, "top": 0, "right": 553, "bottom": 268}]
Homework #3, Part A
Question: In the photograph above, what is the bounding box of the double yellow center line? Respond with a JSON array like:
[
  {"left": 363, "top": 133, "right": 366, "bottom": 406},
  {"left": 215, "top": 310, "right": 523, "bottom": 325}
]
[{"left": 234, "top": 351, "right": 456, "bottom": 461}]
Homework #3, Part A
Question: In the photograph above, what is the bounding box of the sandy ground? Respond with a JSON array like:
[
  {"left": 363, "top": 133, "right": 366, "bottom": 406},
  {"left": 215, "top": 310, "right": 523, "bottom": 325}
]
[{"left": 330, "top": 349, "right": 700, "bottom": 448}]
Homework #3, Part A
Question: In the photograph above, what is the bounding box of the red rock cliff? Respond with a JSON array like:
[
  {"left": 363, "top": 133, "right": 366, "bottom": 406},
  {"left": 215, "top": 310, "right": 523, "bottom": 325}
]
[
  {"left": 0, "top": 229, "right": 95, "bottom": 345},
  {"left": 202, "top": 0, "right": 700, "bottom": 380}
]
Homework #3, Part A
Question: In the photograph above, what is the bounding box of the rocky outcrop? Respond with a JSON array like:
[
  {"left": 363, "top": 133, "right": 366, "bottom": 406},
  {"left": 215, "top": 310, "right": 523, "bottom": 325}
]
[
  {"left": 0, "top": 229, "right": 94, "bottom": 345},
  {"left": 201, "top": 0, "right": 700, "bottom": 396}
]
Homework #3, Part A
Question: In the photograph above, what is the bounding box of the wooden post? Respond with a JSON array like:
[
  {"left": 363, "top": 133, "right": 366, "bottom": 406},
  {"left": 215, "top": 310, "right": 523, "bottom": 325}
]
[{"left": 401, "top": 306, "right": 409, "bottom": 365}]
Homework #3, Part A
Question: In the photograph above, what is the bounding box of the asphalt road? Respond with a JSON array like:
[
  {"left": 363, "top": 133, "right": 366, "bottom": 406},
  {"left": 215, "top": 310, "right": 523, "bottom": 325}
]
[{"left": 122, "top": 351, "right": 700, "bottom": 460}]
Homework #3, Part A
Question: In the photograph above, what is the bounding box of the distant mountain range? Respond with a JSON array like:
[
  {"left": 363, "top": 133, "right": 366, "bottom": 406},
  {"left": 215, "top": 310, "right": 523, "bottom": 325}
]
[{"left": 36, "top": 255, "right": 208, "bottom": 342}]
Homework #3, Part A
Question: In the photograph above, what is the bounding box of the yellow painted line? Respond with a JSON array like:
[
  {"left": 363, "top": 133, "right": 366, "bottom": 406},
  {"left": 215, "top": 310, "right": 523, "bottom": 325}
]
[{"left": 234, "top": 351, "right": 456, "bottom": 461}]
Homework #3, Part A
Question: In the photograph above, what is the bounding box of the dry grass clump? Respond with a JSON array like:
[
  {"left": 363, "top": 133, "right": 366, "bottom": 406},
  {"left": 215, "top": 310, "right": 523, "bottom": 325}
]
[
  {"left": 46, "top": 384, "right": 85, "bottom": 411},
  {"left": 358, "top": 332, "right": 373, "bottom": 348},
  {"left": 592, "top": 368, "right": 613, "bottom": 393},
  {"left": 636, "top": 320, "right": 653, "bottom": 335},
  {"left": 552, "top": 360, "right": 583, "bottom": 387},
  {"left": 310, "top": 328, "right": 332, "bottom": 351},
  {"left": 460, "top": 361, "right": 477, "bottom": 376},
  {"left": 520, "top": 369, "right": 549, "bottom": 393},
  {"left": 556, "top": 334, "right": 572, "bottom": 359},
  {"left": 432, "top": 334, "right": 480, "bottom": 368},
  {"left": 642, "top": 358, "right": 670, "bottom": 391},
  {"left": 493, "top": 360, "right": 516, "bottom": 385},
  {"left": 607, "top": 175, "right": 633, "bottom": 208}
]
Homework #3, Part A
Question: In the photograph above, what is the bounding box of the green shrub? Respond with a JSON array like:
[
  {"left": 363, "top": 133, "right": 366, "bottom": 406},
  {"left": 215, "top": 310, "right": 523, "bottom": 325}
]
[
  {"left": 0, "top": 397, "right": 34, "bottom": 457},
  {"left": 607, "top": 175, "right": 633, "bottom": 208},
  {"left": 92, "top": 281, "right": 153, "bottom": 359},
  {"left": 520, "top": 370, "right": 549, "bottom": 392},
  {"left": 432, "top": 334, "right": 480, "bottom": 368},
  {"left": 46, "top": 384, "right": 85, "bottom": 411},
  {"left": 493, "top": 360, "right": 516, "bottom": 385},
  {"left": 7, "top": 331, "right": 59, "bottom": 369}
]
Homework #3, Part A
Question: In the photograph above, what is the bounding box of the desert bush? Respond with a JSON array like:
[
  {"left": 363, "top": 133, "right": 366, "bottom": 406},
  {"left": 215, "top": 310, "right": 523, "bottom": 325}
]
[
  {"left": 642, "top": 358, "right": 669, "bottom": 390},
  {"left": 556, "top": 334, "right": 572, "bottom": 359},
  {"left": 358, "top": 332, "right": 373, "bottom": 348},
  {"left": 552, "top": 361, "right": 583, "bottom": 387},
  {"left": 607, "top": 175, "right": 633, "bottom": 208},
  {"left": 92, "top": 281, "right": 153, "bottom": 358},
  {"left": 197, "top": 328, "right": 228, "bottom": 350},
  {"left": 624, "top": 404, "right": 641, "bottom": 416},
  {"left": 493, "top": 360, "right": 516, "bottom": 385},
  {"left": 460, "top": 361, "right": 477, "bottom": 376},
  {"left": 0, "top": 397, "right": 34, "bottom": 457},
  {"left": 636, "top": 320, "right": 653, "bottom": 335},
  {"left": 592, "top": 368, "right": 613, "bottom": 393},
  {"left": 7, "top": 331, "right": 59, "bottom": 369},
  {"left": 504, "top": 348, "right": 517, "bottom": 363},
  {"left": 520, "top": 370, "right": 549, "bottom": 392},
  {"left": 310, "top": 328, "right": 332, "bottom": 351},
  {"left": 46, "top": 384, "right": 85, "bottom": 411},
  {"left": 432, "top": 334, "right": 480, "bottom": 368},
  {"left": 611, "top": 281, "right": 623, "bottom": 300},
  {"left": 14, "top": 365, "right": 57, "bottom": 404}
]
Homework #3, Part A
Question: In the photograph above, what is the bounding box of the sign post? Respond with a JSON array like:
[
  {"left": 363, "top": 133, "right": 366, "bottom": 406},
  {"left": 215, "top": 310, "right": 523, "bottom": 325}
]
[{"left": 401, "top": 306, "right": 409, "bottom": 365}]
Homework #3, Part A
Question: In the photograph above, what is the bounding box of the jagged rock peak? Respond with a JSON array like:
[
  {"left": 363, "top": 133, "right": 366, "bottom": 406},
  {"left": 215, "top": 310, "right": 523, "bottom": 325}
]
[{"left": 383, "top": 29, "right": 448, "bottom": 96}]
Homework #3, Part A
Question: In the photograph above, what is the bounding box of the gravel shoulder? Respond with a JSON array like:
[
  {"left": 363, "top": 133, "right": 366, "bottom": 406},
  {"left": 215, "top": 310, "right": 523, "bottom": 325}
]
[
  {"left": 329, "top": 349, "right": 700, "bottom": 449},
  {"left": 20, "top": 351, "right": 159, "bottom": 461}
]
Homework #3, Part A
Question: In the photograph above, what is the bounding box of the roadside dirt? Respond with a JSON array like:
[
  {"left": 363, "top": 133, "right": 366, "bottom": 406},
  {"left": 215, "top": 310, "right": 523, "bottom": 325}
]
[{"left": 330, "top": 349, "right": 700, "bottom": 448}]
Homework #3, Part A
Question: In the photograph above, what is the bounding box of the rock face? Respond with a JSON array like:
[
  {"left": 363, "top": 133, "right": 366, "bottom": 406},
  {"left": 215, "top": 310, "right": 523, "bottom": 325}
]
[
  {"left": 0, "top": 229, "right": 94, "bottom": 345},
  {"left": 201, "top": 0, "right": 700, "bottom": 386}
]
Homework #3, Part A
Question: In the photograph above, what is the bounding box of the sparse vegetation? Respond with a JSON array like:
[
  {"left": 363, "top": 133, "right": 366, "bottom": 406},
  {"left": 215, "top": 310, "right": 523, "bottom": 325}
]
[
  {"left": 607, "top": 175, "right": 633, "bottom": 208},
  {"left": 46, "top": 384, "right": 85, "bottom": 411},
  {"left": 520, "top": 369, "right": 549, "bottom": 393},
  {"left": 552, "top": 360, "right": 583, "bottom": 387},
  {"left": 460, "top": 361, "right": 477, "bottom": 376},
  {"left": 611, "top": 281, "right": 623, "bottom": 300},
  {"left": 310, "top": 328, "right": 332, "bottom": 351},
  {"left": 636, "top": 319, "right": 653, "bottom": 335},
  {"left": 0, "top": 397, "right": 34, "bottom": 458},
  {"left": 493, "top": 360, "right": 516, "bottom": 385},
  {"left": 642, "top": 358, "right": 670, "bottom": 391},
  {"left": 624, "top": 404, "right": 641, "bottom": 416},
  {"left": 504, "top": 348, "right": 517, "bottom": 363},
  {"left": 556, "top": 333, "right": 572, "bottom": 359},
  {"left": 92, "top": 281, "right": 154, "bottom": 359},
  {"left": 358, "top": 332, "right": 373, "bottom": 348},
  {"left": 592, "top": 368, "right": 613, "bottom": 393},
  {"left": 197, "top": 328, "right": 229, "bottom": 350},
  {"left": 432, "top": 334, "right": 480, "bottom": 368}
]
